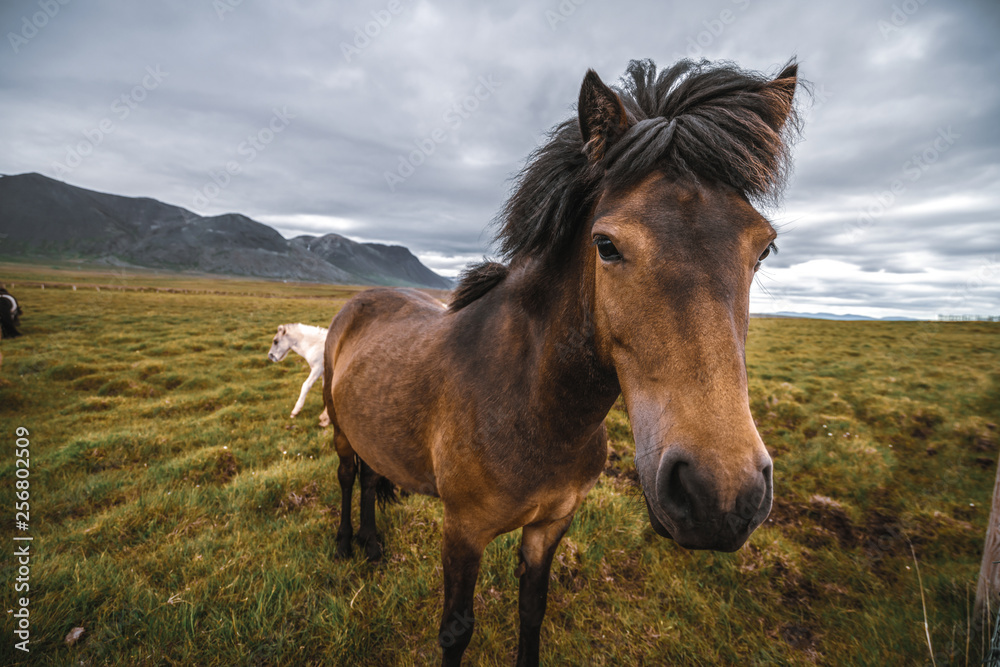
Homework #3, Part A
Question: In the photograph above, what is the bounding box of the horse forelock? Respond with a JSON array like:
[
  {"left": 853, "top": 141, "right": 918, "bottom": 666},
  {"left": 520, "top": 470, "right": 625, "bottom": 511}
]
[
  {"left": 491, "top": 58, "right": 800, "bottom": 269},
  {"left": 604, "top": 58, "right": 800, "bottom": 205}
]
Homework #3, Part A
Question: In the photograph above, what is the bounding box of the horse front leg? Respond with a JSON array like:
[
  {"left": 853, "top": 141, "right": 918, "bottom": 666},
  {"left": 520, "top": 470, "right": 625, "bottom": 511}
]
[
  {"left": 438, "top": 516, "right": 490, "bottom": 667},
  {"left": 291, "top": 367, "right": 322, "bottom": 418},
  {"left": 515, "top": 514, "right": 574, "bottom": 667}
]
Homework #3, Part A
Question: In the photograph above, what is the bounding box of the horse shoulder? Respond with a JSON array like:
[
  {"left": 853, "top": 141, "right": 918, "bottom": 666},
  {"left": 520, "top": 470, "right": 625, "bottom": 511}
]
[
  {"left": 328, "top": 291, "right": 449, "bottom": 393},
  {"left": 335, "top": 289, "right": 443, "bottom": 336}
]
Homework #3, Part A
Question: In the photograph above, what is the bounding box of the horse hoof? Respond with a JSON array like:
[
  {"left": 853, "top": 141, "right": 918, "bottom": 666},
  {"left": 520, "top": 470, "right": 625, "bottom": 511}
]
[
  {"left": 335, "top": 541, "right": 353, "bottom": 559},
  {"left": 361, "top": 538, "right": 384, "bottom": 562}
]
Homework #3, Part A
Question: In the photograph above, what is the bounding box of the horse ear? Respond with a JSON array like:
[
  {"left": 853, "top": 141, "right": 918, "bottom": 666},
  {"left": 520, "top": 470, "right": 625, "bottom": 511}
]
[
  {"left": 763, "top": 62, "right": 798, "bottom": 131},
  {"left": 277, "top": 325, "right": 286, "bottom": 334},
  {"left": 578, "top": 69, "right": 629, "bottom": 162}
]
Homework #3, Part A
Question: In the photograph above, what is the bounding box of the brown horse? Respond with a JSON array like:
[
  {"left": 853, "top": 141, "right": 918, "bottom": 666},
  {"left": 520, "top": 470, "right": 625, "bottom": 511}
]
[{"left": 322, "top": 58, "right": 800, "bottom": 666}]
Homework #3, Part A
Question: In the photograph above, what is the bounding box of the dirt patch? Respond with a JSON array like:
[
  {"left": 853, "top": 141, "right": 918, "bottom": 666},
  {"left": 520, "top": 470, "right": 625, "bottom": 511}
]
[
  {"left": 278, "top": 481, "right": 319, "bottom": 514},
  {"left": 553, "top": 538, "right": 583, "bottom": 590},
  {"left": 776, "top": 623, "right": 823, "bottom": 661},
  {"left": 974, "top": 430, "right": 997, "bottom": 452},
  {"left": 214, "top": 450, "right": 239, "bottom": 483},
  {"left": 769, "top": 496, "right": 913, "bottom": 560},
  {"left": 908, "top": 407, "right": 945, "bottom": 439},
  {"left": 805, "top": 495, "right": 856, "bottom": 549},
  {"left": 861, "top": 510, "right": 906, "bottom": 576},
  {"left": 781, "top": 574, "right": 821, "bottom": 609}
]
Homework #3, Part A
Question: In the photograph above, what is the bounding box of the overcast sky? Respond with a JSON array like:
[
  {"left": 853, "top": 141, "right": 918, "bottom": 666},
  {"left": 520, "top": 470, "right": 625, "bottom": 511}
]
[{"left": 1, "top": 0, "right": 997, "bottom": 318}]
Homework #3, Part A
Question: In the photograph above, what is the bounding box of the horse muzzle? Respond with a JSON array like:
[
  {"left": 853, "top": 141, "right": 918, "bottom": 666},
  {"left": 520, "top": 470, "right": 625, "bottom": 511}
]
[{"left": 642, "top": 446, "right": 772, "bottom": 552}]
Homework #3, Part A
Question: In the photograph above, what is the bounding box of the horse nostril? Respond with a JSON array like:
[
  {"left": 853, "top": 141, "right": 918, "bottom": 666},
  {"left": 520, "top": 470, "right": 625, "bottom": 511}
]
[
  {"left": 665, "top": 461, "right": 691, "bottom": 517},
  {"left": 760, "top": 464, "right": 772, "bottom": 497},
  {"left": 656, "top": 452, "right": 705, "bottom": 527},
  {"left": 756, "top": 463, "right": 773, "bottom": 515}
]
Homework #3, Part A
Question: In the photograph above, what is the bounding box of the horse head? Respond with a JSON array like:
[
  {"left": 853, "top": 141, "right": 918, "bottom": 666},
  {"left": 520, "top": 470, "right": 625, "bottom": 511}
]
[
  {"left": 579, "top": 62, "right": 799, "bottom": 551},
  {"left": 268, "top": 324, "right": 292, "bottom": 362}
]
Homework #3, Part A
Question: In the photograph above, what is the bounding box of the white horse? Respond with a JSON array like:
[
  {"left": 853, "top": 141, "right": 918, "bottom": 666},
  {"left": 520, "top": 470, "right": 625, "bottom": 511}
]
[{"left": 268, "top": 323, "right": 330, "bottom": 425}]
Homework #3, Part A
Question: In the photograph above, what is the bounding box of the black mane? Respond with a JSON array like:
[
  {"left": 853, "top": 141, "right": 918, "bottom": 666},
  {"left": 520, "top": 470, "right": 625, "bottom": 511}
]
[
  {"left": 449, "top": 58, "right": 800, "bottom": 311},
  {"left": 449, "top": 261, "right": 509, "bottom": 310}
]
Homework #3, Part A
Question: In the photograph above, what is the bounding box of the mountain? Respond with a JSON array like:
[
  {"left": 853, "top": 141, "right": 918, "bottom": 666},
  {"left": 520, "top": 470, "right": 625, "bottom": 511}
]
[
  {"left": 753, "top": 311, "right": 919, "bottom": 321},
  {"left": 290, "top": 233, "right": 450, "bottom": 289},
  {"left": 0, "top": 172, "right": 451, "bottom": 289}
]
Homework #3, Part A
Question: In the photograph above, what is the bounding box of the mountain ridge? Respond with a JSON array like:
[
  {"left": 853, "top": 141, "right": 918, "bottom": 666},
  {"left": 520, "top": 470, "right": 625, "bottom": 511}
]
[{"left": 0, "top": 172, "right": 451, "bottom": 289}]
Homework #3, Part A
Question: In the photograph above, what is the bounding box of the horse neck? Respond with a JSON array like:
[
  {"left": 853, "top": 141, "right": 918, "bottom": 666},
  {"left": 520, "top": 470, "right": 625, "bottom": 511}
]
[
  {"left": 283, "top": 324, "right": 310, "bottom": 354},
  {"left": 500, "top": 245, "right": 621, "bottom": 430},
  {"left": 294, "top": 324, "right": 325, "bottom": 347}
]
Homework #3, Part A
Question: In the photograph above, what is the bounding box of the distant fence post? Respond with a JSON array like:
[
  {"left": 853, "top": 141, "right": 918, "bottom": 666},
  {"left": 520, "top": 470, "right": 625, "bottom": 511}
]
[{"left": 975, "top": 452, "right": 1000, "bottom": 629}]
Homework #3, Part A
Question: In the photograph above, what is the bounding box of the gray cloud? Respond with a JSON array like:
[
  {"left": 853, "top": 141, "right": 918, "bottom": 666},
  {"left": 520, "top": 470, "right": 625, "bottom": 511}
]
[{"left": 1, "top": 0, "right": 997, "bottom": 319}]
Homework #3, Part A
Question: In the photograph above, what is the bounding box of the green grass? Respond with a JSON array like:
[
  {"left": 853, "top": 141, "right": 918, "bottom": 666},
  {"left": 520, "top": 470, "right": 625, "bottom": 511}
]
[{"left": 1, "top": 266, "right": 998, "bottom": 665}]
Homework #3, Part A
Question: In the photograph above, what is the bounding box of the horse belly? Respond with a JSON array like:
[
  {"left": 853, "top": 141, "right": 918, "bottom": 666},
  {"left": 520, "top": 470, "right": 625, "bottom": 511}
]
[
  {"left": 330, "top": 315, "right": 442, "bottom": 496},
  {"left": 352, "top": 423, "right": 439, "bottom": 496}
]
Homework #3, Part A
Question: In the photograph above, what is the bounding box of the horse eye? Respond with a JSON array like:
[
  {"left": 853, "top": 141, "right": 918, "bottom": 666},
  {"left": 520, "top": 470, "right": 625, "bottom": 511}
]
[
  {"left": 594, "top": 236, "right": 622, "bottom": 262},
  {"left": 757, "top": 242, "right": 777, "bottom": 264}
]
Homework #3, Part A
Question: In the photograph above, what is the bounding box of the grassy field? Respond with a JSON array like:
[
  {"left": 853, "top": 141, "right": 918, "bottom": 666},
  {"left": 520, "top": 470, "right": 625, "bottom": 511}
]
[{"left": 1, "top": 264, "right": 998, "bottom": 666}]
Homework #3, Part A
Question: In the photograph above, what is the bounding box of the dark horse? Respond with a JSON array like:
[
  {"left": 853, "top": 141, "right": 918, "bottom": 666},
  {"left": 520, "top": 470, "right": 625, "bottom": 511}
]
[
  {"left": 0, "top": 288, "right": 22, "bottom": 338},
  {"left": 323, "top": 58, "right": 799, "bottom": 666}
]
